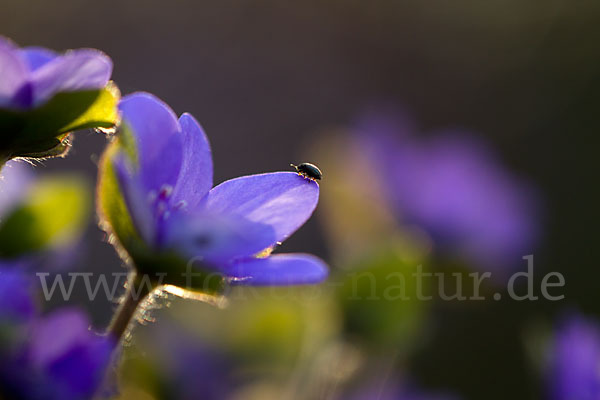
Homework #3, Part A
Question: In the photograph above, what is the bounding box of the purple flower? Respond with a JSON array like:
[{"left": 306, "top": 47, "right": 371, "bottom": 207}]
[
  {"left": 0, "top": 37, "right": 117, "bottom": 162},
  {"left": 0, "top": 268, "right": 36, "bottom": 322},
  {"left": 0, "top": 36, "right": 112, "bottom": 109},
  {"left": 100, "top": 93, "right": 327, "bottom": 286},
  {"left": 356, "top": 112, "right": 539, "bottom": 274},
  {"left": 345, "top": 378, "right": 459, "bottom": 400},
  {"left": 548, "top": 314, "right": 600, "bottom": 400},
  {"left": 0, "top": 270, "right": 114, "bottom": 400},
  {"left": 130, "top": 317, "right": 237, "bottom": 400},
  {"left": 0, "top": 160, "right": 34, "bottom": 217}
]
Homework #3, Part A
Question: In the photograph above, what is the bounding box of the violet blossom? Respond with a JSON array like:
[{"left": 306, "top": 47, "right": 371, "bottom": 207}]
[
  {"left": 356, "top": 112, "right": 539, "bottom": 274},
  {"left": 343, "top": 376, "right": 460, "bottom": 400},
  {"left": 0, "top": 36, "right": 117, "bottom": 163},
  {"left": 0, "top": 36, "right": 111, "bottom": 110},
  {"left": 0, "top": 269, "right": 114, "bottom": 400},
  {"left": 101, "top": 93, "right": 327, "bottom": 287},
  {"left": 129, "top": 317, "right": 238, "bottom": 400},
  {"left": 0, "top": 160, "right": 33, "bottom": 213},
  {"left": 547, "top": 314, "right": 600, "bottom": 400}
]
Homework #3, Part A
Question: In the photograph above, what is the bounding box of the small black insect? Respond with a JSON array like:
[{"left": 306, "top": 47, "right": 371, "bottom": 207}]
[{"left": 290, "top": 162, "right": 322, "bottom": 181}]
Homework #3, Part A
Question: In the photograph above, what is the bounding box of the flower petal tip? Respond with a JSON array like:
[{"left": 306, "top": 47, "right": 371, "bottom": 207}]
[{"left": 227, "top": 253, "right": 329, "bottom": 286}]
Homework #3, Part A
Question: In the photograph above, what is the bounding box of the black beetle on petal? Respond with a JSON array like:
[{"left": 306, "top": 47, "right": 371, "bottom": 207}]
[{"left": 290, "top": 163, "right": 322, "bottom": 181}]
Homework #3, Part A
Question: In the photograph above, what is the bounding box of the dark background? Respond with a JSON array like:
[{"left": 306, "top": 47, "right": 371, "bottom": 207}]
[{"left": 1, "top": 1, "right": 598, "bottom": 399}]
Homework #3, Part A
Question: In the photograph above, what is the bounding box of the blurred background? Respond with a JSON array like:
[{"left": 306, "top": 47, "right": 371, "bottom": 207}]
[{"left": 1, "top": 1, "right": 599, "bottom": 399}]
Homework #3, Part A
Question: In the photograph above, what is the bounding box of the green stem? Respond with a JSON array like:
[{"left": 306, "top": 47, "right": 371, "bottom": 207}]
[{"left": 107, "top": 272, "right": 152, "bottom": 342}]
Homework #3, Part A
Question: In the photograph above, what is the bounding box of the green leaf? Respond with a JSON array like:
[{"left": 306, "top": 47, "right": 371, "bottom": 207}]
[
  {"left": 56, "top": 81, "right": 120, "bottom": 134},
  {"left": 15, "top": 133, "right": 72, "bottom": 159},
  {"left": 0, "top": 82, "right": 120, "bottom": 159},
  {"left": 0, "top": 176, "right": 90, "bottom": 258}
]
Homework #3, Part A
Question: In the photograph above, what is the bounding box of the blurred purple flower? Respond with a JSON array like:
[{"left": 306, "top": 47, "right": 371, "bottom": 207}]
[
  {"left": 0, "top": 160, "right": 34, "bottom": 215},
  {"left": 109, "top": 93, "right": 327, "bottom": 285},
  {"left": 138, "top": 319, "right": 237, "bottom": 400},
  {"left": 0, "top": 270, "right": 114, "bottom": 400},
  {"left": 345, "top": 378, "right": 459, "bottom": 400},
  {"left": 548, "top": 314, "right": 600, "bottom": 400},
  {"left": 0, "top": 268, "right": 36, "bottom": 321},
  {"left": 0, "top": 36, "right": 112, "bottom": 109},
  {"left": 356, "top": 112, "right": 539, "bottom": 273}
]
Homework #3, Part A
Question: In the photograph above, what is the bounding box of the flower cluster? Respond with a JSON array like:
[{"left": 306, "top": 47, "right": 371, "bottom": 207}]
[
  {"left": 0, "top": 30, "right": 572, "bottom": 400},
  {"left": 0, "top": 35, "right": 329, "bottom": 399}
]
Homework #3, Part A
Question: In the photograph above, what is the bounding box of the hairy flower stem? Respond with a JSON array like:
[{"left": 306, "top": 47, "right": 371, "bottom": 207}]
[{"left": 107, "top": 272, "right": 152, "bottom": 342}]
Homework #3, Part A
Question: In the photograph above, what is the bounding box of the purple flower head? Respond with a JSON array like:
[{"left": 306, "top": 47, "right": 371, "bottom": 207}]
[
  {"left": 0, "top": 37, "right": 117, "bottom": 161},
  {"left": 132, "top": 318, "right": 237, "bottom": 400},
  {"left": 356, "top": 112, "right": 539, "bottom": 274},
  {"left": 0, "top": 160, "right": 34, "bottom": 217},
  {"left": 0, "top": 268, "right": 36, "bottom": 323},
  {"left": 345, "top": 377, "right": 460, "bottom": 400},
  {"left": 0, "top": 270, "right": 114, "bottom": 400},
  {"left": 0, "top": 36, "right": 112, "bottom": 109},
  {"left": 548, "top": 314, "right": 600, "bottom": 400},
  {"left": 100, "top": 93, "right": 327, "bottom": 287}
]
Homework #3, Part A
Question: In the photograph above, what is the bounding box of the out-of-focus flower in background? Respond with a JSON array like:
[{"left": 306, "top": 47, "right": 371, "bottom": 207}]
[
  {"left": 0, "top": 36, "right": 111, "bottom": 110},
  {"left": 355, "top": 111, "right": 539, "bottom": 275},
  {"left": 547, "top": 313, "right": 600, "bottom": 400},
  {"left": 0, "top": 158, "right": 34, "bottom": 211},
  {"left": 0, "top": 161, "right": 104, "bottom": 399},
  {"left": 117, "top": 314, "right": 239, "bottom": 400},
  {"left": 0, "top": 268, "right": 36, "bottom": 322},
  {"left": 343, "top": 377, "right": 460, "bottom": 400},
  {"left": 0, "top": 161, "right": 90, "bottom": 268},
  {"left": 0, "top": 269, "right": 114, "bottom": 400},
  {"left": 302, "top": 107, "right": 541, "bottom": 400},
  {"left": 312, "top": 109, "right": 539, "bottom": 277},
  {"left": 114, "top": 286, "right": 339, "bottom": 400},
  {"left": 0, "top": 36, "right": 118, "bottom": 162},
  {"left": 98, "top": 93, "right": 328, "bottom": 292}
]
